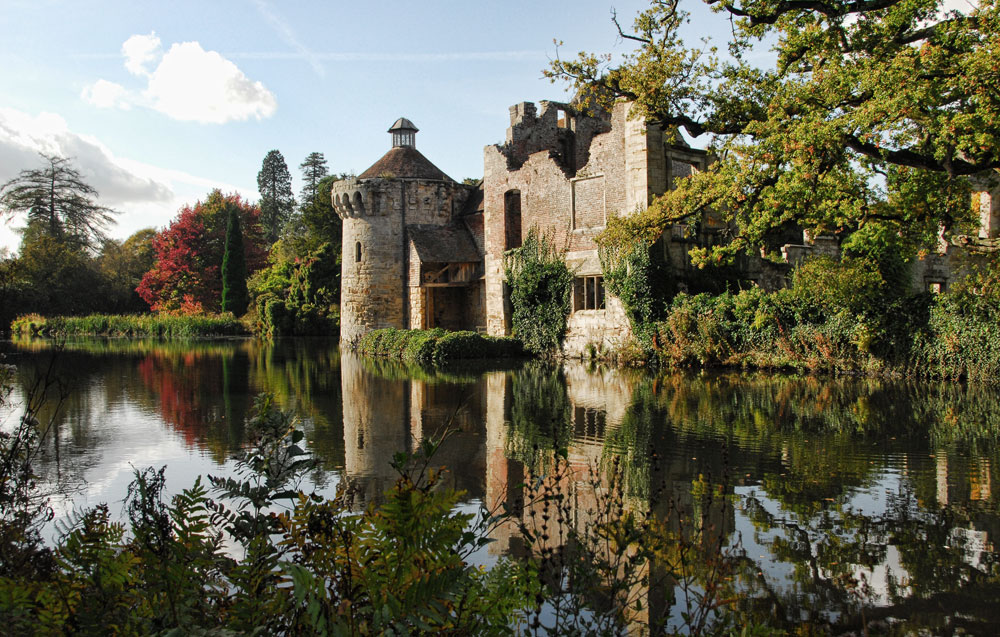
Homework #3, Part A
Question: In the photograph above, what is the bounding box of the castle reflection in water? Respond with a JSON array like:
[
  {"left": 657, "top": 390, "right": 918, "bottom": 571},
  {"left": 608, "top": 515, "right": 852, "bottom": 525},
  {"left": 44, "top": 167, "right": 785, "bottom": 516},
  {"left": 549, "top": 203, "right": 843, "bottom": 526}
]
[{"left": 5, "top": 339, "right": 1000, "bottom": 631}]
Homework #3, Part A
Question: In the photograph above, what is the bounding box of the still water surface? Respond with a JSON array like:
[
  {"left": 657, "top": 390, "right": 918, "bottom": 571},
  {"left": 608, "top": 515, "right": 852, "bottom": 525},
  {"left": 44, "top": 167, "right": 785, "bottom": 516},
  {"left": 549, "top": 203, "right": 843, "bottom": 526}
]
[{"left": 2, "top": 338, "right": 999, "bottom": 632}]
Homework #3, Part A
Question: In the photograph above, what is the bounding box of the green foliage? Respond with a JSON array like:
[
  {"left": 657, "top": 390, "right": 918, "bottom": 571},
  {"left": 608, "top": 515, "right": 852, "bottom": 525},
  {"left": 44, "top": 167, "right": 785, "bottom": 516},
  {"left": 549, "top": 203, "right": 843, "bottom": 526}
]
[
  {"left": 10, "top": 313, "right": 249, "bottom": 338},
  {"left": 8, "top": 232, "right": 105, "bottom": 317},
  {"left": 503, "top": 229, "right": 573, "bottom": 355},
  {"left": 553, "top": 0, "right": 989, "bottom": 263},
  {"left": 298, "top": 152, "right": 329, "bottom": 216},
  {"left": 97, "top": 228, "right": 157, "bottom": 314},
  {"left": 599, "top": 236, "right": 675, "bottom": 345},
  {"left": 913, "top": 286, "right": 1000, "bottom": 383},
  {"left": 357, "top": 327, "right": 524, "bottom": 365},
  {"left": 300, "top": 174, "right": 344, "bottom": 253},
  {"left": 0, "top": 153, "right": 117, "bottom": 250},
  {"left": 250, "top": 242, "right": 340, "bottom": 338},
  {"left": 221, "top": 207, "right": 249, "bottom": 316},
  {"left": 278, "top": 439, "right": 528, "bottom": 635},
  {"left": 257, "top": 149, "right": 295, "bottom": 245}
]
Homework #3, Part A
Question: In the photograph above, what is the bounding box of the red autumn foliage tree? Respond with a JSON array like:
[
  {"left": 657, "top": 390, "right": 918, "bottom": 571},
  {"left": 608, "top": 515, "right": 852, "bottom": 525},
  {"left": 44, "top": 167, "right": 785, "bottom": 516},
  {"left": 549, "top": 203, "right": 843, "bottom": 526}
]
[{"left": 138, "top": 190, "right": 266, "bottom": 313}]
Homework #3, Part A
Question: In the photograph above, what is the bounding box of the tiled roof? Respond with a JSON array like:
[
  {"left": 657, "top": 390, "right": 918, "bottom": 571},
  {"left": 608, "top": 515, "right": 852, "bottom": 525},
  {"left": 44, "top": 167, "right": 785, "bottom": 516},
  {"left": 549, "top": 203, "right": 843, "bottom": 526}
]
[
  {"left": 408, "top": 224, "right": 481, "bottom": 263},
  {"left": 358, "top": 146, "right": 453, "bottom": 181}
]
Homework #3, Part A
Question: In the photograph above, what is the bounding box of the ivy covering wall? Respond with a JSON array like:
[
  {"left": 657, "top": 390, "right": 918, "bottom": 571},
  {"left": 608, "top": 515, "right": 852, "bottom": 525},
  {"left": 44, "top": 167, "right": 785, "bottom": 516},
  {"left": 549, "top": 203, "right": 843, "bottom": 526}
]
[{"left": 502, "top": 229, "right": 572, "bottom": 355}]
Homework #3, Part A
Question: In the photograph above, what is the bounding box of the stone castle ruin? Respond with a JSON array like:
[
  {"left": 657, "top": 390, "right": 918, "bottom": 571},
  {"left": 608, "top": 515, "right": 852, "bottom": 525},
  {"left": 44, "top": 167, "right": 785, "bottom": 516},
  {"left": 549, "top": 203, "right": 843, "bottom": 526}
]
[{"left": 333, "top": 102, "right": 1000, "bottom": 356}]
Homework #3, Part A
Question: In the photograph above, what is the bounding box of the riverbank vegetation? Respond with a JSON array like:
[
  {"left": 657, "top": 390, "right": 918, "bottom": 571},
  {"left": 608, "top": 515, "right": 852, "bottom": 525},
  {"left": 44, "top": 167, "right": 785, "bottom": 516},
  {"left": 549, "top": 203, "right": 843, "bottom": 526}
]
[
  {"left": 1, "top": 151, "right": 343, "bottom": 339},
  {"left": 9, "top": 313, "right": 249, "bottom": 338},
  {"left": 602, "top": 247, "right": 1000, "bottom": 382},
  {"left": 357, "top": 327, "right": 523, "bottom": 365}
]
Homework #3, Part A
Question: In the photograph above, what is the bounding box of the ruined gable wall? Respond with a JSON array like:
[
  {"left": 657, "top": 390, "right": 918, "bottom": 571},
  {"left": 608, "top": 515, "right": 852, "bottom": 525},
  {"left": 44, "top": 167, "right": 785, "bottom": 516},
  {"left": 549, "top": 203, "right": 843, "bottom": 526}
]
[{"left": 483, "top": 101, "right": 642, "bottom": 353}]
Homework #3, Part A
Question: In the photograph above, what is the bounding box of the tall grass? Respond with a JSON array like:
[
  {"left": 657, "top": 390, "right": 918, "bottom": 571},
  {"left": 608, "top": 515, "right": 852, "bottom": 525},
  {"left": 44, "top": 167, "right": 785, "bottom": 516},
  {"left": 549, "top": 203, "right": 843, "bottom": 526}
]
[{"left": 10, "top": 313, "right": 249, "bottom": 339}]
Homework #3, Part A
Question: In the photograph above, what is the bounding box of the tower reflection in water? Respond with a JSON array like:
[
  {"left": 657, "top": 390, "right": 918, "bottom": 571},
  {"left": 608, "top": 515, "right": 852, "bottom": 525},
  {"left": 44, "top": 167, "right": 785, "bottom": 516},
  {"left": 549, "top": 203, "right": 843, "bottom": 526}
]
[{"left": 338, "top": 352, "right": 1000, "bottom": 631}]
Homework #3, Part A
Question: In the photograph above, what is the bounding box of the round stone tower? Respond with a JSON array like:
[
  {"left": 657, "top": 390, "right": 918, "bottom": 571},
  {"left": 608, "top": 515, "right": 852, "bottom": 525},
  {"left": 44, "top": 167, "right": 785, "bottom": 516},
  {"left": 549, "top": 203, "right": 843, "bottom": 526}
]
[{"left": 332, "top": 118, "right": 473, "bottom": 344}]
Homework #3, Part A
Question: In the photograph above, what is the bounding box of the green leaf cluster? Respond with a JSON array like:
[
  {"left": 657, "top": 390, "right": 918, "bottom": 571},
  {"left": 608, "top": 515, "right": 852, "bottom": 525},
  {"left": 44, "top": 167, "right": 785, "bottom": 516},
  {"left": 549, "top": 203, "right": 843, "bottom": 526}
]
[
  {"left": 550, "top": 0, "right": 992, "bottom": 264},
  {"left": 503, "top": 229, "right": 573, "bottom": 355},
  {"left": 250, "top": 242, "right": 340, "bottom": 338}
]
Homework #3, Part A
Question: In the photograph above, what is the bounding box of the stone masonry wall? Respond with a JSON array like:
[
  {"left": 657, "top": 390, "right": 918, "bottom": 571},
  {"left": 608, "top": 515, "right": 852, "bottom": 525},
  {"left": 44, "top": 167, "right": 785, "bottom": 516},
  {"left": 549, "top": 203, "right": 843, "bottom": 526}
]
[
  {"left": 335, "top": 178, "right": 406, "bottom": 345},
  {"left": 483, "top": 101, "right": 640, "bottom": 354},
  {"left": 334, "top": 176, "right": 473, "bottom": 343}
]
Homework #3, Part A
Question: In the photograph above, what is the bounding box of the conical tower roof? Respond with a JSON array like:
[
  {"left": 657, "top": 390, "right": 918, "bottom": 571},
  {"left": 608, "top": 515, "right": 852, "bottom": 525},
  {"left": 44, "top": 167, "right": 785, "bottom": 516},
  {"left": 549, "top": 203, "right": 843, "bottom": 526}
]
[{"left": 359, "top": 117, "right": 454, "bottom": 181}]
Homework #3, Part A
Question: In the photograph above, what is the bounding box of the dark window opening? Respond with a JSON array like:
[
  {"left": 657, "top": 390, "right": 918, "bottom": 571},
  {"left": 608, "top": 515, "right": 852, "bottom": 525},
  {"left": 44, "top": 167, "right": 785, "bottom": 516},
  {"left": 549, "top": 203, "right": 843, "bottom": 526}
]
[
  {"left": 574, "top": 276, "right": 605, "bottom": 311},
  {"left": 355, "top": 241, "right": 362, "bottom": 262},
  {"left": 504, "top": 190, "right": 522, "bottom": 251},
  {"left": 573, "top": 406, "right": 607, "bottom": 439}
]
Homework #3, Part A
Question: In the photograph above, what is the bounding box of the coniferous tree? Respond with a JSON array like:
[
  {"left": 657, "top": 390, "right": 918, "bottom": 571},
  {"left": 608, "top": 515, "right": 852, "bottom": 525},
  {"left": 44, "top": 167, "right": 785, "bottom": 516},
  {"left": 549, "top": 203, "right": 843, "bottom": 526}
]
[
  {"left": 221, "top": 206, "right": 249, "bottom": 316},
  {"left": 298, "top": 152, "right": 329, "bottom": 214},
  {"left": 256, "top": 150, "right": 295, "bottom": 245},
  {"left": 0, "top": 153, "right": 117, "bottom": 250}
]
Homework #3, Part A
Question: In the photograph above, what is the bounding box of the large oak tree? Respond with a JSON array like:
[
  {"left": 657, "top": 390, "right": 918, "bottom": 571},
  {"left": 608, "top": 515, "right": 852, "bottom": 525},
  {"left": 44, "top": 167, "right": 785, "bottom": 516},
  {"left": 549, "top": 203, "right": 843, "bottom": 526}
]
[{"left": 549, "top": 0, "right": 999, "bottom": 262}]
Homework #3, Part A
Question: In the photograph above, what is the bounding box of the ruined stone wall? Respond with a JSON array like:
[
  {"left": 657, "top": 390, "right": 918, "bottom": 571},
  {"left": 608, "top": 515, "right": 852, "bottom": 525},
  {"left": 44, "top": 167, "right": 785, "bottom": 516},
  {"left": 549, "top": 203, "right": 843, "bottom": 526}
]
[{"left": 483, "top": 101, "right": 645, "bottom": 354}]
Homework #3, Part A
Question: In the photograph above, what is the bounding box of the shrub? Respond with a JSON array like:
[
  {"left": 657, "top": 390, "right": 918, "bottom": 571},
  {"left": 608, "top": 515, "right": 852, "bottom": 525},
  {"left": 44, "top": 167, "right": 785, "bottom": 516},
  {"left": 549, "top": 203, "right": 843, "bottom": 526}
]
[
  {"left": 503, "top": 229, "right": 572, "bottom": 355},
  {"left": 599, "top": 239, "right": 675, "bottom": 345},
  {"left": 356, "top": 328, "right": 523, "bottom": 365}
]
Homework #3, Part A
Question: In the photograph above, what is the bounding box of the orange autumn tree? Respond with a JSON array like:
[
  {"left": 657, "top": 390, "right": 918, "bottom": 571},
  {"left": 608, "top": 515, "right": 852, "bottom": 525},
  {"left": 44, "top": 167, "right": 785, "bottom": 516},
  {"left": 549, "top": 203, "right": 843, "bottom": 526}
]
[{"left": 138, "top": 190, "right": 267, "bottom": 313}]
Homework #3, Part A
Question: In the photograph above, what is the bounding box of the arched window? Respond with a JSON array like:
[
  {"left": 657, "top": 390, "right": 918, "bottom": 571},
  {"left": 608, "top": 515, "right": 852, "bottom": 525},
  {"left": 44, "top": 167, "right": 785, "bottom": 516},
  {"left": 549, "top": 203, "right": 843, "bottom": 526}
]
[{"left": 355, "top": 241, "right": 362, "bottom": 263}]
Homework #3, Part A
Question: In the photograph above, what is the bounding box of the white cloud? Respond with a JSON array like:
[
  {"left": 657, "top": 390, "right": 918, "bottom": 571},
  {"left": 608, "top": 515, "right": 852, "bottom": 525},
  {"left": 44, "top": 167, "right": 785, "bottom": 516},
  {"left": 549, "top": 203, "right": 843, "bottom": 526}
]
[
  {"left": 81, "top": 79, "right": 131, "bottom": 109},
  {"left": 82, "top": 36, "right": 277, "bottom": 124},
  {"left": 0, "top": 108, "right": 252, "bottom": 253},
  {"left": 0, "top": 108, "right": 171, "bottom": 206},
  {"left": 145, "top": 42, "right": 277, "bottom": 123},
  {"left": 122, "top": 32, "right": 163, "bottom": 77}
]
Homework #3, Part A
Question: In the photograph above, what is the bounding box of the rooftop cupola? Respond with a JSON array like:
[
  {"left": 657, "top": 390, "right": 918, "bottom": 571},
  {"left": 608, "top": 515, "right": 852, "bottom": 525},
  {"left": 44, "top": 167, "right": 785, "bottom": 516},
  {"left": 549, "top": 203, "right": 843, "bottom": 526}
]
[{"left": 389, "top": 117, "right": 418, "bottom": 148}]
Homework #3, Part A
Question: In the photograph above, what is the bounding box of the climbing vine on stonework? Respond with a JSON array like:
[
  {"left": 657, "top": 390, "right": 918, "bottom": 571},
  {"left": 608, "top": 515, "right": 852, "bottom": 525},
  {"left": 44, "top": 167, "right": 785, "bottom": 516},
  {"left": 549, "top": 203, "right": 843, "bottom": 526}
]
[
  {"left": 503, "top": 229, "right": 572, "bottom": 355},
  {"left": 598, "top": 228, "right": 675, "bottom": 347}
]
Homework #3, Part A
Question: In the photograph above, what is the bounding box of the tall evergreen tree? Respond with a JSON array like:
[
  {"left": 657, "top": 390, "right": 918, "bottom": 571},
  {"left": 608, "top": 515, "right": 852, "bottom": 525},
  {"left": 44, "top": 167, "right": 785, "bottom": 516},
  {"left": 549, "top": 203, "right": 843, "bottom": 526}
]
[
  {"left": 0, "top": 153, "right": 117, "bottom": 250},
  {"left": 299, "top": 152, "right": 329, "bottom": 214},
  {"left": 221, "top": 206, "right": 249, "bottom": 316},
  {"left": 256, "top": 150, "right": 294, "bottom": 245}
]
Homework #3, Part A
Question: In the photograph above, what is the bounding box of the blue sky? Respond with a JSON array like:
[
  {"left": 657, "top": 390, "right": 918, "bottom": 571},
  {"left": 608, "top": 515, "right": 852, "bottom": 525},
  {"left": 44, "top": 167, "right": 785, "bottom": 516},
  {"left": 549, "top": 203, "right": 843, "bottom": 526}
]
[{"left": 0, "top": 0, "right": 733, "bottom": 252}]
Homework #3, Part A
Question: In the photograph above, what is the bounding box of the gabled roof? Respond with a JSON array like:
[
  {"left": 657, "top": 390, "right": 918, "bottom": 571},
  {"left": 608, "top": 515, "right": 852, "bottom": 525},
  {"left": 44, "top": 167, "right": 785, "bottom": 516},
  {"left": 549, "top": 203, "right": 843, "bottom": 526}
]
[
  {"left": 408, "top": 224, "right": 481, "bottom": 263},
  {"left": 358, "top": 146, "right": 454, "bottom": 181}
]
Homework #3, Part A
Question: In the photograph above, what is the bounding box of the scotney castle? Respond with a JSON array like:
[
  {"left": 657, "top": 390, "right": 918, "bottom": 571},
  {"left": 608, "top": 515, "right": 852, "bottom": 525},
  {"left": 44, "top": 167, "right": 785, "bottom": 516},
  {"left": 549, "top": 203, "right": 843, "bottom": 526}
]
[{"left": 331, "top": 100, "right": 1000, "bottom": 357}]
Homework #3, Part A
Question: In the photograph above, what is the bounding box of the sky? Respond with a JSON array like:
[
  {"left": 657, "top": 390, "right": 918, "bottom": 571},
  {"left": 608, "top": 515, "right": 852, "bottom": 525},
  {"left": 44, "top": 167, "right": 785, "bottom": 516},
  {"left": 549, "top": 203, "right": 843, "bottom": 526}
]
[{"left": 0, "top": 0, "right": 740, "bottom": 253}]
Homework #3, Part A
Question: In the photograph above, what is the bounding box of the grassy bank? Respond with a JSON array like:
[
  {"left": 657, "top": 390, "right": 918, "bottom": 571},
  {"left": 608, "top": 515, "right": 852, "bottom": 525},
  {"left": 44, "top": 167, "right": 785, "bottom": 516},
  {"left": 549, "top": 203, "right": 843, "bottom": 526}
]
[
  {"left": 356, "top": 327, "right": 524, "bottom": 365},
  {"left": 10, "top": 313, "right": 250, "bottom": 339}
]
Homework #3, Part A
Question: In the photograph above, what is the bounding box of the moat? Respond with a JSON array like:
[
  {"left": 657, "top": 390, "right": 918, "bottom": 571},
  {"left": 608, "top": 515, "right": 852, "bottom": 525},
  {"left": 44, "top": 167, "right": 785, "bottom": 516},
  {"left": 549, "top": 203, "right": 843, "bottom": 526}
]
[{"left": 3, "top": 338, "right": 999, "bottom": 632}]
